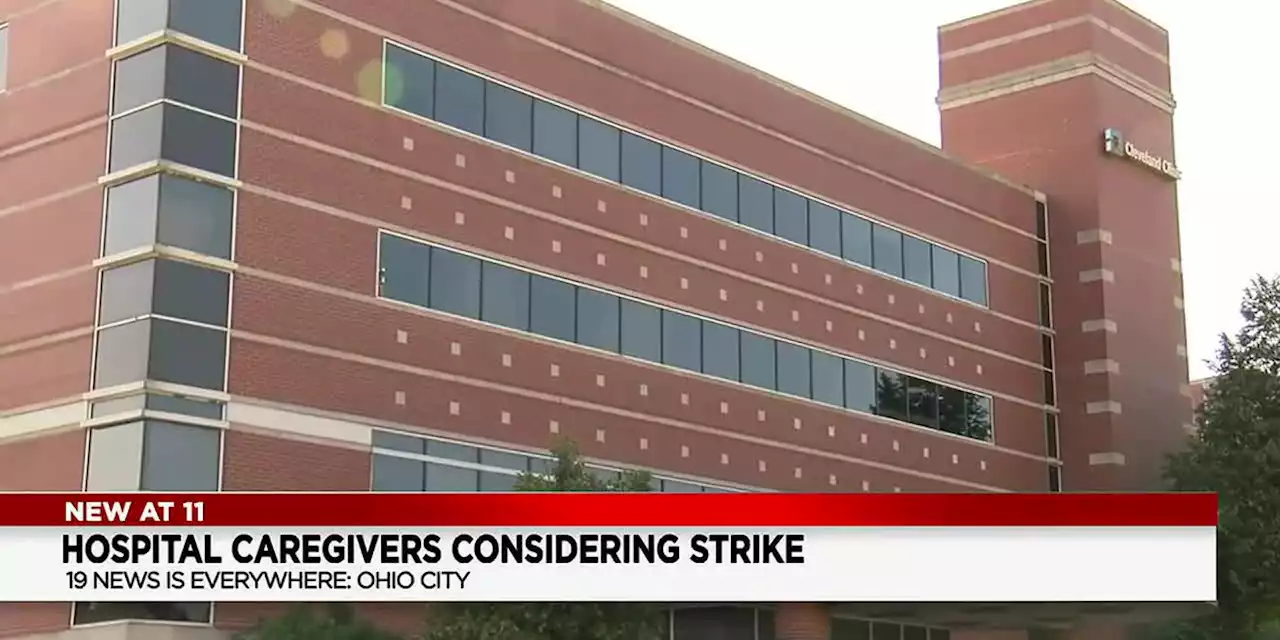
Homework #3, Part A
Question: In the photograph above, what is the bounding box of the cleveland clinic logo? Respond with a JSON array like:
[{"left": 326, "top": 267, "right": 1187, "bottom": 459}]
[{"left": 1103, "top": 128, "right": 1181, "bottom": 180}]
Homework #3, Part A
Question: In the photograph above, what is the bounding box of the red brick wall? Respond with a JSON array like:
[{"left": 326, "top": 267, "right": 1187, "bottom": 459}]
[
  {"left": 221, "top": 430, "right": 371, "bottom": 491},
  {"left": 0, "top": 429, "right": 84, "bottom": 491}
]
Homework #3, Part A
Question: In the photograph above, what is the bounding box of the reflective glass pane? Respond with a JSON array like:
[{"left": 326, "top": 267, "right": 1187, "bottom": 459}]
[
  {"left": 833, "top": 619, "right": 871, "bottom": 640},
  {"left": 427, "top": 440, "right": 478, "bottom": 463},
  {"left": 478, "top": 449, "right": 528, "bottom": 471},
  {"left": 938, "top": 387, "right": 968, "bottom": 437},
  {"left": 108, "top": 104, "right": 165, "bottom": 172},
  {"left": 93, "top": 320, "right": 152, "bottom": 389},
  {"left": 931, "top": 245, "right": 961, "bottom": 297},
  {"left": 480, "top": 262, "right": 530, "bottom": 331},
  {"left": 903, "top": 235, "right": 933, "bottom": 287},
  {"left": 425, "top": 463, "right": 478, "bottom": 491},
  {"left": 872, "top": 224, "right": 903, "bottom": 277},
  {"left": 379, "top": 234, "right": 430, "bottom": 307},
  {"left": 163, "top": 45, "right": 240, "bottom": 118},
  {"left": 160, "top": 104, "right": 237, "bottom": 177},
  {"left": 619, "top": 299, "right": 660, "bottom": 361},
  {"left": 148, "top": 319, "right": 226, "bottom": 390},
  {"left": 532, "top": 100, "right": 577, "bottom": 167},
  {"left": 98, "top": 260, "right": 156, "bottom": 325},
  {"left": 151, "top": 259, "right": 230, "bottom": 326},
  {"left": 578, "top": 118, "right": 620, "bottom": 181},
  {"left": 114, "top": 0, "right": 169, "bottom": 46},
  {"left": 372, "top": 431, "right": 426, "bottom": 454},
  {"left": 700, "top": 161, "right": 738, "bottom": 222},
  {"left": 959, "top": 255, "right": 988, "bottom": 306},
  {"left": 738, "top": 176, "right": 773, "bottom": 233},
  {"left": 620, "top": 132, "right": 661, "bottom": 196},
  {"left": 111, "top": 46, "right": 166, "bottom": 115},
  {"left": 967, "top": 394, "right": 993, "bottom": 440},
  {"left": 576, "top": 289, "right": 619, "bottom": 352},
  {"left": 155, "top": 175, "right": 234, "bottom": 259},
  {"left": 103, "top": 175, "right": 161, "bottom": 256},
  {"left": 140, "top": 421, "right": 220, "bottom": 491},
  {"left": 479, "top": 471, "right": 518, "bottom": 491},
  {"left": 529, "top": 276, "right": 576, "bottom": 342},
  {"left": 484, "top": 81, "right": 532, "bottom": 151},
  {"left": 86, "top": 422, "right": 144, "bottom": 490},
  {"left": 740, "top": 333, "right": 777, "bottom": 391},
  {"left": 701, "top": 322, "right": 740, "bottom": 382},
  {"left": 429, "top": 249, "right": 481, "bottom": 319},
  {"left": 874, "top": 369, "right": 908, "bottom": 422},
  {"left": 841, "top": 213, "right": 873, "bottom": 267},
  {"left": 662, "top": 146, "right": 700, "bottom": 208},
  {"left": 169, "top": 0, "right": 244, "bottom": 52},
  {"left": 774, "top": 188, "right": 808, "bottom": 245},
  {"left": 844, "top": 360, "right": 876, "bottom": 413},
  {"left": 776, "top": 342, "right": 811, "bottom": 399},
  {"left": 811, "top": 351, "right": 844, "bottom": 407},
  {"left": 661, "top": 310, "right": 701, "bottom": 372},
  {"left": 373, "top": 455, "right": 424, "bottom": 491},
  {"left": 72, "top": 602, "right": 211, "bottom": 626},
  {"left": 907, "top": 377, "right": 939, "bottom": 429},
  {"left": 434, "top": 64, "right": 484, "bottom": 135},
  {"left": 808, "top": 201, "right": 841, "bottom": 257},
  {"left": 384, "top": 44, "right": 435, "bottom": 118}
]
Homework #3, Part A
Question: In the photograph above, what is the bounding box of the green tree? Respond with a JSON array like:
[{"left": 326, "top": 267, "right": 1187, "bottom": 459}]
[
  {"left": 236, "top": 604, "right": 403, "bottom": 640},
  {"left": 1162, "top": 275, "right": 1280, "bottom": 638},
  {"left": 424, "top": 439, "right": 668, "bottom": 640}
]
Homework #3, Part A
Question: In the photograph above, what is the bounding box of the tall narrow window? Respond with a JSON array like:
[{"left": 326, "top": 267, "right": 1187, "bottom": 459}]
[{"left": 1, "top": 25, "right": 12, "bottom": 93}]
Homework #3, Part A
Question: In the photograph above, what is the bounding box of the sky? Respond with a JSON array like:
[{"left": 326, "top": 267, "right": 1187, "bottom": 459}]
[{"left": 604, "top": 0, "right": 1279, "bottom": 380}]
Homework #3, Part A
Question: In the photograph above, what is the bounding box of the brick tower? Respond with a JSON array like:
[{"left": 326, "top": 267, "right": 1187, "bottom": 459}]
[{"left": 938, "top": 0, "right": 1191, "bottom": 490}]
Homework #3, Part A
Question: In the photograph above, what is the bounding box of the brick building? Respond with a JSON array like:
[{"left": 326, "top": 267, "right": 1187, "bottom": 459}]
[{"left": 0, "top": 0, "right": 1194, "bottom": 638}]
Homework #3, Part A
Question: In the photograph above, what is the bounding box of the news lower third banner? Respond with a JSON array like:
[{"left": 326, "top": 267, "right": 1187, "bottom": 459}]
[{"left": 0, "top": 492, "right": 1217, "bottom": 602}]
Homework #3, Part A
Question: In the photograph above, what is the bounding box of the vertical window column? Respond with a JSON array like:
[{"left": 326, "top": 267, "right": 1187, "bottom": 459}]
[
  {"left": 79, "top": 0, "right": 246, "bottom": 626},
  {"left": 1035, "top": 198, "right": 1061, "bottom": 491}
]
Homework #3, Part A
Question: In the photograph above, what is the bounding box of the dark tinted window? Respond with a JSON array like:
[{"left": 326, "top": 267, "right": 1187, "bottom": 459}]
[
  {"left": 532, "top": 101, "right": 577, "bottom": 167},
  {"left": 959, "top": 255, "right": 988, "bottom": 306},
  {"left": 384, "top": 44, "right": 435, "bottom": 118},
  {"left": 373, "top": 455, "right": 424, "bottom": 491},
  {"left": 167, "top": 45, "right": 239, "bottom": 118},
  {"left": 662, "top": 311, "right": 702, "bottom": 372},
  {"left": 429, "top": 249, "right": 481, "bottom": 319},
  {"left": 1039, "top": 282, "right": 1053, "bottom": 328},
  {"left": 872, "top": 622, "right": 902, "bottom": 640},
  {"left": 484, "top": 82, "right": 532, "bottom": 151},
  {"left": 833, "top": 618, "right": 871, "bottom": 640},
  {"left": 379, "top": 234, "right": 431, "bottom": 307},
  {"left": 931, "top": 245, "right": 961, "bottom": 297},
  {"left": 619, "top": 299, "right": 660, "bottom": 361},
  {"left": 529, "top": 276, "right": 576, "bottom": 342},
  {"left": 114, "top": 0, "right": 169, "bottom": 46},
  {"left": 156, "top": 175, "right": 234, "bottom": 259},
  {"left": 1037, "top": 242, "right": 1050, "bottom": 277},
  {"left": 148, "top": 393, "right": 223, "bottom": 419},
  {"left": 141, "top": 421, "right": 220, "bottom": 490},
  {"left": 673, "top": 607, "right": 756, "bottom": 640},
  {"left": 148, "top": 319, "right": 226, "bottom": 389},
  {"left": 776, "top": 342, "right": 811, "bottom": 399},
  {"left": 620, "top": 132, "right": 661, "bottom": 195},
  {"left": 844, "top": 360, "right": 876, "bottom": 413},
  {"left": 1046, "top": 414, "right": 1060, "bottom": 459},
  {"left": 874, "top": 370, "right": 908, "bottom": 421},
  {"left": 169, "top": 0, "right": 244, "bottom": 52},
  {"left": 480, "top": 262, "right": 530, "bottom": 331},
  {"left": 738, "top": 176, "right": 773, "bottom": 233},
  {"left": 479, "top": 449, "right": 527, "bottom": 471},
  {"left": 161, "top": 105, "right": 237, "bottom": 177},
  {"left": 967, "top": 394, "right": 993, "bottom": 441},
  {"left": 1048, "top": 465, "right": 1062, "bottom": 492},
  {"left": 576, "top": 289, "right": 619, "bottom": 352},
  {"left": 740, "top": 333, "right": 777, "bottom": 391},
  {"left": 811, "top": 351, "right": 844, "bottom": 407},
  {"left": 1042, "top": 334, "right": 1055, "bottom": 370},
  {"left": 148, "top": 259, "right": 229, "bottom": 326},
  {"left": 578, "top": 118, "right": 620, "bottom": 181},
  {"left": 902, "top": 235, "right": 933, "bottom": 287},
  {"left": 701, "top": 322, "right": 739, "bottom": 382},
  {"left": 661, "top": 147, "right": 700, "bottom": 208},
  {"left": 841, "top": 214, "right": 873, "bottom": 267},
  {"left": 1036, "top": 200, "right": 1049, "bottom": 241},
  {"left": 938, "top": 387, "right": 968, "bottom": 437},
  {"left": 808, "top": 201, "right": 841, "bottom": 257},
  {"left": 700, "top": 162, "right": 738, "bottom": 222},
  {"left": 434, "top": 64, "right": 484, "bottom": 135},
  {"left": 907, "top": 377, "right": 939, "bottom": 429},
  {"left": 903, "top": 627, "right": 929, "bottom": 640},
  {"left": 872, "top": 224, "right": 903, "bottom": 277},
  {"left": 1043, "top": 370, "right": 1056, "bottom": 406},
  {"left": 428, "top": 439, "right": 478, "bottom": 463},
  {"left": 774, "top": 189, "right": 808, "bottom": 245},
  {"left": 73, "top": 602, "right": 211, "bottom": 626}
]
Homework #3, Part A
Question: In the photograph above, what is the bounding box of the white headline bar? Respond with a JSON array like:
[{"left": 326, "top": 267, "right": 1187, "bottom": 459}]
[{"left": 0, "top": 527, "right": 1215, "bottom": 602}]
